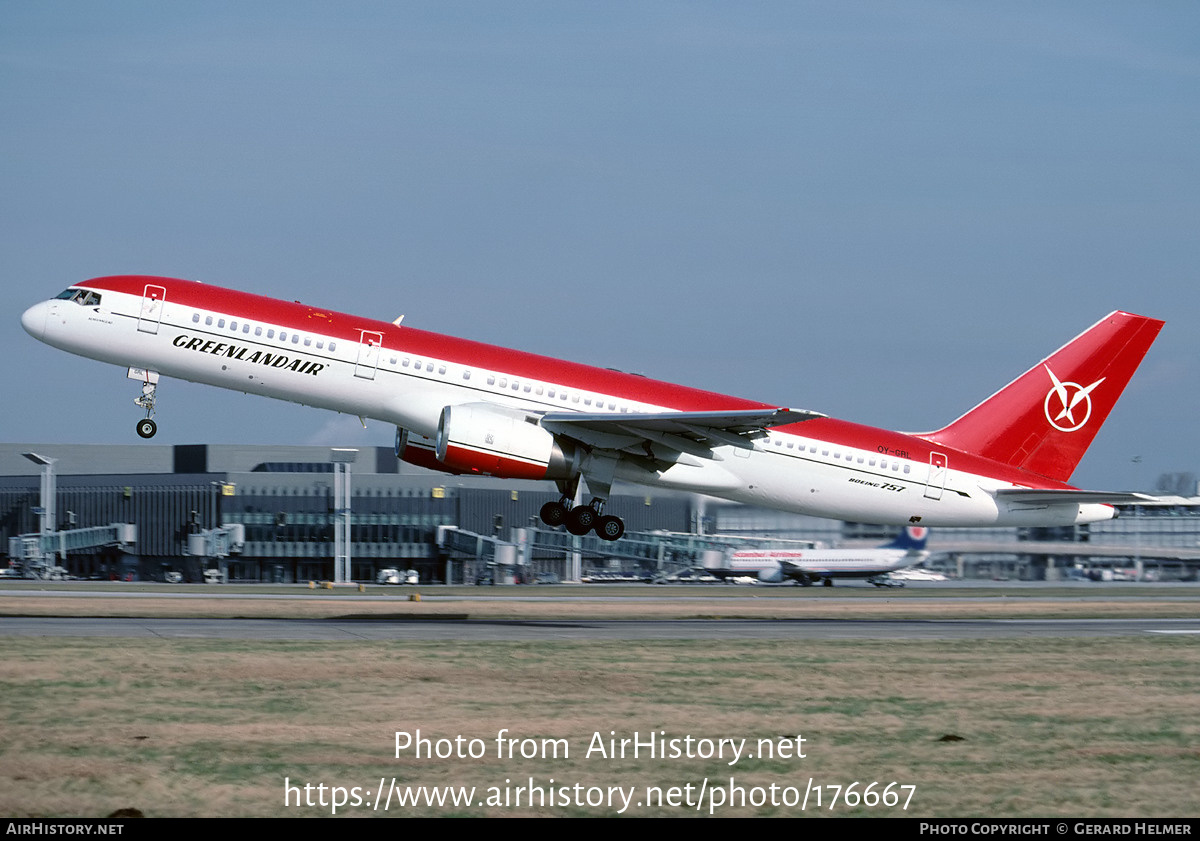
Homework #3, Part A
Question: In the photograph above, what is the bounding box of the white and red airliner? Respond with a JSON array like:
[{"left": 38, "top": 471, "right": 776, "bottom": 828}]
[
  {"left": 706, "top": 526, "right": 931, "bottom": 587},
  {"left": 22, "top": 275, "right": 1163, "bottom": 541}
]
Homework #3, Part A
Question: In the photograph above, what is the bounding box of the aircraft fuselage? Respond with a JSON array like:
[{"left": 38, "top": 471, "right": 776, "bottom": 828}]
[{"left": 22, "top": 276, "right": 1162, "bottom": 536}]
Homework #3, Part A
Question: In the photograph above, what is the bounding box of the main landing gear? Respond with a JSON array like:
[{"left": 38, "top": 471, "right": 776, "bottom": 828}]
[
  {"left": 134, "top": 379, "right": 158, "bottom": 439},
  {"left": 539, "top": 498, "right": 625, "bottom": 542},
  {"left": 538, "top": 457, "right": 626, "bottom": 541}
]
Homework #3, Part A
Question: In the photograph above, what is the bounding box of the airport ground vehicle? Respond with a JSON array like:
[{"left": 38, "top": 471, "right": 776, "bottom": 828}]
[{"left": 377, "top": 568, "right": 419, "bottom": 585}]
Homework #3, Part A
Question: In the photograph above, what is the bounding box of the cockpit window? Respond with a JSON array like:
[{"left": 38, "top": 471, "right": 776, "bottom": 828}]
[{"left": 54, "top": 288, "right": 102, "bottom": 306}]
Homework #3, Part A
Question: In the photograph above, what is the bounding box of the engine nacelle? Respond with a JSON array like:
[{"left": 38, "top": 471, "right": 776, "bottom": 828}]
[
  {"left": 757, "top": 560, "right": 784, "bottom": 584},
  {"left": 434, "top": 403, "right": 577, "bottom": 480},
  {"left": 395, "top": 427, "right": 464, "bottom": 475}
]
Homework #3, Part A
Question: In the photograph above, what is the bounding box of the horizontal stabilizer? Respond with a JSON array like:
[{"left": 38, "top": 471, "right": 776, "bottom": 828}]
[{"left": 993, "top": 489, "right": 1157, "bottom": 506}]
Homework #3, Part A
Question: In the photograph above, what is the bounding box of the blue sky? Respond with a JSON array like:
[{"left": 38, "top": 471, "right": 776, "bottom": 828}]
[{"left": 3, "top": 2, "right": 1197, "bottom": 490}]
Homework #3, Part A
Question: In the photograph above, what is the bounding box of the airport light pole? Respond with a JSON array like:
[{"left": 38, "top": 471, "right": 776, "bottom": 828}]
[
  {"left": 331, "top": 449, "right": 358, "bottom": 584},
  {"left": 1131, "top": 455, "right": 1143, "bottom": 581},
  {"left": 21, "top": 452, "right": 57, "bottom": 577}
]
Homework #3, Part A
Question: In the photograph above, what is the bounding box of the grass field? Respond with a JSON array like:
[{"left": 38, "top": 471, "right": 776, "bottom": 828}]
[{"left": 1, "top": 585, "right": 1197, "bottom": 818}]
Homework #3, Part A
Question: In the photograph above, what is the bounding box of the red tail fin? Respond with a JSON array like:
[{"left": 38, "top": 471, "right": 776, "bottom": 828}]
[{"left": 922, "top": 311, "right": 1163, "bottom": 483}]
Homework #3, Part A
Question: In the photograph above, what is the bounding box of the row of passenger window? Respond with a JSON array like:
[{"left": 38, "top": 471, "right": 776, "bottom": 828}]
[
  {"left": 191, "top": 311, "right": 338, "bottom": 352},
  {"left": 482, "top": 374, "right": 624, "bottom": 411},
  {"left": 389, "top": 356, "right": 445, "bottom": 376},
  {"left": 192, "top": 306, "right": 636, "bottom": 414},
  {"left": 383, "top": 351, "right": 631, "bottom": 414},
  {"left": 769, "top": 436, "right": 912, "bottom": 473},
  {"left": 181, "top": 308, "right": 921, "bottom": 470}
]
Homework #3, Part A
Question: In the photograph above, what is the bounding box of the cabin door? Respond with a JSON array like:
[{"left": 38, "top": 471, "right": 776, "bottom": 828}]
[
  {"left": 137, "top": 284, "right": 167, "bottom": 334},
  {"left": 355, "top": 330, "right": 384, "bottom": 380},
  {"left": 924, "top": 452, "right": 948, "bottom": 500}
]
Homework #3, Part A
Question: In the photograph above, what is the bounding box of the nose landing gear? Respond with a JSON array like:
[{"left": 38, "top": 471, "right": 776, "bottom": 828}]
[{"left": 132, "top": 375, "right": 158, "bottom": 439}]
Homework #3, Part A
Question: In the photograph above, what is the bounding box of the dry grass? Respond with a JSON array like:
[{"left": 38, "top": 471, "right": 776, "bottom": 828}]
[
  {"left": 3, "top": 584, "right": 1199, "bottom": 621},
  {"left": 1, "top": 635, "right": 1197, "bottom": 817}
]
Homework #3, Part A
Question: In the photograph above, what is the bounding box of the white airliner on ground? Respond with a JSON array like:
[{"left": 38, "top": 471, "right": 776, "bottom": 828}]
[
  {"left": 22, "top": 276, "right": 1163, "bottom": 541},
  {"left": 705, "top": 527, "right": 931, "bottom": 587}
]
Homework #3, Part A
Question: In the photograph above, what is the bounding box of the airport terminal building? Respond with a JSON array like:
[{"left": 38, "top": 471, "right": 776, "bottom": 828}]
[
  {"left": 0, "top": 443, "right": 693, "bottom": 583},
  {"left": 1, "top": 442, "right": 1197, "bottom": 583}
]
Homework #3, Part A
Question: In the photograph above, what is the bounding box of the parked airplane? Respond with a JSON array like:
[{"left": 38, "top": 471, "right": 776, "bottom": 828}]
[
  {"left": 704, "top": 527, "right": 931, "bottom": 587},
  {"left": 22, "top": 276, "right": 1163, "bottom": 541}
]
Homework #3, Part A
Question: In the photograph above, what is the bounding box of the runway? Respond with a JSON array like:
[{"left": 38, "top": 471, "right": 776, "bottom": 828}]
[{"left": 2, "top": 616, "right": 1197, "bottom": 641}]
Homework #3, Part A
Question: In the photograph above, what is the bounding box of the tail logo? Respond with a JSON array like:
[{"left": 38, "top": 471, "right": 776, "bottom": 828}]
[{"left": 1043, "top": 365, "right": 1105, "bottom": 433}]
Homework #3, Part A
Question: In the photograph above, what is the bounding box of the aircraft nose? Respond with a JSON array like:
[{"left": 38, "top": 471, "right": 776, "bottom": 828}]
[{"left": 21, "top": 301, "right": 48, "bottom": 340}]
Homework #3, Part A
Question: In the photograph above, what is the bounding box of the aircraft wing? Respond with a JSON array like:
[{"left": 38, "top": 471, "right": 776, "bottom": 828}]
[
  {"left": 540, "top": 407, "right": 823, "bottom": 463},
  {"left": 993, "top": 489, "right": 1158, "bottom": 506},
  {"left": 776, "top": 559, "right": 816, "bottom": 577}
]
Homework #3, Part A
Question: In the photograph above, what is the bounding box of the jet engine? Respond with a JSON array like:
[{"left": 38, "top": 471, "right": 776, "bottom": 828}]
[
  {"left": 756, "top": 560, "right": 784, "bottom": 584},
  {"left": 395, "top": 427, "right": 462, "bottom": 474},
  {"left": 433, "top": 403, "right": 578, "bottom": 480}
]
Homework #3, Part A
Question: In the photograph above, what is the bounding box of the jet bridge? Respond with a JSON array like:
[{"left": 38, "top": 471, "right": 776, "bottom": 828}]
[
  {"left": 436, "top": 524, "right": 821, "bottom": 584},
  {"left": 184, "top": 524, "right": 246, "bottom": 584},
  {"left": 8, "top": 523, "right": 137, "bottom": 579}
]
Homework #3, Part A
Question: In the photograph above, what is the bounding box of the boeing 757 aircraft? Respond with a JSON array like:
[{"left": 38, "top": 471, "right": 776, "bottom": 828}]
[{"left": 22, "top": 276, "right": 1163, "bottom": 541}]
